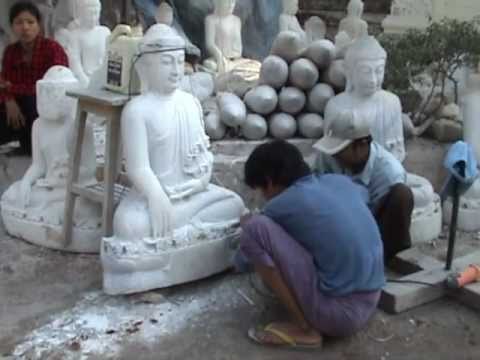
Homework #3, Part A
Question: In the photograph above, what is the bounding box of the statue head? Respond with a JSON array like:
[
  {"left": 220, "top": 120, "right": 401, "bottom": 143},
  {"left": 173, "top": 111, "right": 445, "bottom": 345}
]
[
  {"left": 36, "top": 66, "right": 79, "bottom": 122},
  {"left": 76, "top": 0, "right": 101, "bottom": 29},
  {"left": 136, "top": 24, "right": 185, "bottom": 95},
  {"left": 344, "top": 36, "right": 387, "bottom": 97},
  {"left": 213, "top": 0, "right": 236, "bottom": 16},
  {"left": 282, "top": 0, "right": 299, "bottom": 15},
  {"left": 347, "top": 0, "right": 364, "bottom": 17},
  {"left": 155, "top": 1, "right": 174, "bottom": 26}
]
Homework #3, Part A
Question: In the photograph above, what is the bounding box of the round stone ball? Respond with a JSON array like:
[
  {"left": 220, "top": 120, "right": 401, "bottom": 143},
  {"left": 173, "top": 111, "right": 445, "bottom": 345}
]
[
  {"left": 204, "top": 111, "right": 226, "bottom": 140},
  {"left": 271, "top": 31, "right": 306, "bottom": 63},
  {"left": 241, "top": 114, "right": 268, "bottom": 140},
  {"left": 289, "top": 58, "right": 319, "bottom": 90},
  {"left": 217, "top": 92, "right": 247, "bottom": 127},
  {"left": 303, "top": 39, "right": 335, "bottom": 70},
  {"left": 322, "top": 59, "right": 346, "bottom": 91},
  {"left": 279, "top": 87, "right": 306, "bottom": 115},
  {"left": 269, "top": 113, "right": 297, "bottom": 139},
  {"left": 259, "top": 55, "right": 289, "bottom": 89},
  {"left": 297, "top": 113, "right": 324, "bottom": 139},
  {"left": 244, "top": 85, "right": 278, "bottom": 115},
  {"left": 307, "top": 83, "right": 335, "bottom": 114}
]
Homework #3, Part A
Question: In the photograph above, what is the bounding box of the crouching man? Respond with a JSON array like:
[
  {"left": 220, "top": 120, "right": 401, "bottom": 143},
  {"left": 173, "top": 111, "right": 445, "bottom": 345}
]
[
  {"left": 238, "top": 139, "right": 385, "bottom": 349},
  {"left": 314, "top": 110, "right": 414, "bottom": 262}
]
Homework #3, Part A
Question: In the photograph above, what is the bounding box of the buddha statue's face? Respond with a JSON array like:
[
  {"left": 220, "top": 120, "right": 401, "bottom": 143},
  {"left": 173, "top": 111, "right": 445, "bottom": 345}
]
[
  {"left": 37, "top": 81, "right": 76, "bottom": 121},
  {"left": 350, "top": 58, "right": 385, "bottom": 97},
  {"left": 156, "top": 2, "right": 174, "bottom": 26},
  {"left": 283, "top": 0, "right": 299, "bottom": 15},
  {"left": 214, "top": 0, "right": 236, "bottom": 16},
  {"left": 77, "top": 0, "right": 101, "bottom": 28},
  {"left": 140, "top": 50, "right": 185, "bottom": 95}
]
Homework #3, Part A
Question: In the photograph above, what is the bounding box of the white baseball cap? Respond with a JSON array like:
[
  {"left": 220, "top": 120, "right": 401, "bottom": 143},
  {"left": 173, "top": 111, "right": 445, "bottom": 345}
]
[{"left": 313, "top": 110, "right": 371, "bottom": 155}]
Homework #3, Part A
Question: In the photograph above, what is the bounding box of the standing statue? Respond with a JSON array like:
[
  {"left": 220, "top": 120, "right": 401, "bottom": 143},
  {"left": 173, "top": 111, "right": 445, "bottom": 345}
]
[
  {"left": 338, "top": 0, "right": 369, "bottom": 40},
  {"left": 102, "top": 24, "right": 246, "bottom": 295},
  {"left": 55, "top": 0, "right": 111, "bottom": 87},
  {"left": 322, "top": 36, "right": 442, "bottom": 243},
  {"left": 0, "top": 66, "right": 101, "bottom": 252}
]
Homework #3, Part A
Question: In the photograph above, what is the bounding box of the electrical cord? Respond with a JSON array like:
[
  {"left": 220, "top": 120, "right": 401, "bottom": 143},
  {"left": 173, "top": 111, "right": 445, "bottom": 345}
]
[{"left": 386, "top": 279, "right": 440, "bottom": 287}]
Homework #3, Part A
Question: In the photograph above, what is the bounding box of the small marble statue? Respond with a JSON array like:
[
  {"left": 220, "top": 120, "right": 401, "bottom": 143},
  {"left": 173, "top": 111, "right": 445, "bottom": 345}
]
[
  {"left": 338, "top": 0, "right": 369, "bottom": 40},
  {"left": 203, "top": 0, "right": 260, "bottom": 78},
  {"left": 0, "top": 66, "right": 102, "bottom": 252},
  {"left": 305, "top": 16, "right": 326, "bottom": 43},
  {"left": 102, "top": 24, "right": 246, "bottom": 295},
  {"left": 55, "top": 0, "right": 111, "bottom": 87},
  {"left": 324, "top": 36, "right": 442, "bottom": 243},
  {"left": 279, "top": 0, "right": 306, "bottom": 43}
]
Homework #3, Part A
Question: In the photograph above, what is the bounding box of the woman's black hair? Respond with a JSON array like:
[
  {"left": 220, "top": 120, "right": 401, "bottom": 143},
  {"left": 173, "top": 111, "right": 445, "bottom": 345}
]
[
  {"left": 9, "top": 1, "right": 42, "bottom": 25},
  {"left": 244, "top": 140, "right": 312, "bottom": 189}
]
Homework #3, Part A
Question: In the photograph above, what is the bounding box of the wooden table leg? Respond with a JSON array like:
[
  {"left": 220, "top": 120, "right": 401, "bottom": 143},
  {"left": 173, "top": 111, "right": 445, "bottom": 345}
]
[
  {"left": 102, "top": 110, "right": 121, "bottom": 237},
  {"left": 63, "top": 108, "right": 88, "bottom": 247}
]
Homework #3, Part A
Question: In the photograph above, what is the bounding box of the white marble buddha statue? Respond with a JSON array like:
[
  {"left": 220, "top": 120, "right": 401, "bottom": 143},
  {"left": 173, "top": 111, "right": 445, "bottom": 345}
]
[
  {"left": 0, "top": 66, "right": 101, "bottom": 252},
  {"left": 55, "top": 0, "right": 111, "bottom": 87},
  {"left": 203, "top": 0, "right": 260, "bottom": 76},
  {"left": 279, "top": 0, "right": 306, "bottom": 43},
  {"left": 102, "top": 24, "right": 246, "bottom": 295},
  {"left": 338, "top": 0, "right": 369, "bottom": 40},
  {"left": 322, "top": 36, "right": 442, "bottom": 243}
]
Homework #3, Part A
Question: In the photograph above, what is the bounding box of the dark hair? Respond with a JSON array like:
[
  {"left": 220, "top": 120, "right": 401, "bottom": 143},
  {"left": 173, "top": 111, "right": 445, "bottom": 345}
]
[
  {"left": 9, "top": 1, "right": 42, "bottom": 25},
  {"left": 244, "top": 140, "right": 311, "bottom": 189}
]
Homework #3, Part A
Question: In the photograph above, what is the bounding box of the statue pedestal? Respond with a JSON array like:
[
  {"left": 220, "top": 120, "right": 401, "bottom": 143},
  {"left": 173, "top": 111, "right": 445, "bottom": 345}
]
[
  {"left": 101, "top": 226, "right": 240, "bottom": 295},
  {"left": 443, "top": 179, "right": 480, "bottom": 232}
]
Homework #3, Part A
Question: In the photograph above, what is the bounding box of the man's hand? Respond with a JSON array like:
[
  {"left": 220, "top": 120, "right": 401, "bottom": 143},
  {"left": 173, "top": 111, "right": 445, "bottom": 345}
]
[
  {"left": 5, "top": 100, "right": 26, "bottom": 130},
  {"left": 0, "top": 79, "right": 10, "bottom": 90}
]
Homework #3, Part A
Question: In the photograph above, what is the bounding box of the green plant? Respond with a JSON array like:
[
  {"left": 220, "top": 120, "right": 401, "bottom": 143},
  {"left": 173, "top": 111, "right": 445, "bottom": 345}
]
[{"left": 379, "top": 18, "right": 480, "bottom": 126}]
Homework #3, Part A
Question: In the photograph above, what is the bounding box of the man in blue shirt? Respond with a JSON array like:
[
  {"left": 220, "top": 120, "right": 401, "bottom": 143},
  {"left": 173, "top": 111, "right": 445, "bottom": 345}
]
[
  {"left": 314, "top": 110, "right": 414, "bottom": 262},
  {"left": 240, "top": 140, "right": 385, "bottom": 349}
]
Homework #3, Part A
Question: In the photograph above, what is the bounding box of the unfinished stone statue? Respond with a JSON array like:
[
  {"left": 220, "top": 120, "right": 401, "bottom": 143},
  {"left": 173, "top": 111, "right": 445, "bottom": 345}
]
[
  {"left": 305, "top": 16, "right": 326, "bottom": 43},
  {"left": 102, "top": 24, "right": 246, "bottom": 295},
  {"left": 324, "top": 36, "right": 441, "bottom": 243},
  {"left": 338, "top": 0, "right": 368, "bottom": 40},
  {"left": 382, "top": 0, "right": 432, "bottom": 34},
  {"left": 55, "top": 0, "right": 111, "bottom": 87},
  {"left": 155, "top": 1, "right": 201, "bottom": 62},
  {"left": 443, "top": 74, "right": 480, "bottom": 232},
  {"left": 279, "top": 0, "right": 306, "bottom": 43},
  {"left": 0, "top": 66, "right": 102, "bottom": 252}
]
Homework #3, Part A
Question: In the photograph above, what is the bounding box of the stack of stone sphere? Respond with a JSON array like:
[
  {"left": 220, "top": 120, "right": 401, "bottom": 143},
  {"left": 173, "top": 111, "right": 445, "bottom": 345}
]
[{"left": 205, "top": 31, "right": 347, "bottom": 141}]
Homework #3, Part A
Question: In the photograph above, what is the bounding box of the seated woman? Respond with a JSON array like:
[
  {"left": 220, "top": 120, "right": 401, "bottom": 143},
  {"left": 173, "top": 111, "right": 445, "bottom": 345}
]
[{"left": 0, "top": 1, "right": 68, "bottom": 156}]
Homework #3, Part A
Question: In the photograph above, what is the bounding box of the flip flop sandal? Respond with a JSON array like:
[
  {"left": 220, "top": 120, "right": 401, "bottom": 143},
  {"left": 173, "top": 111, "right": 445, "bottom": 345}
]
[{"left": 247, "top": 323, "right": 323, "bottom": 350}]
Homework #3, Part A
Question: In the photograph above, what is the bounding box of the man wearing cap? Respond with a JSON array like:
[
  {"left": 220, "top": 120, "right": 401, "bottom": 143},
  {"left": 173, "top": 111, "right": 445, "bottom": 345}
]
[{"left": 314, "top": 110, "right": 413, "bottom": 262}]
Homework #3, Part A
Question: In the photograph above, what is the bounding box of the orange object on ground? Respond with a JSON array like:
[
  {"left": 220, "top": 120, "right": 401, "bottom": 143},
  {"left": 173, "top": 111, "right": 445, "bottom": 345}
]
[{"left": 456, "top": 265, "right": 480, "bottom": 287}]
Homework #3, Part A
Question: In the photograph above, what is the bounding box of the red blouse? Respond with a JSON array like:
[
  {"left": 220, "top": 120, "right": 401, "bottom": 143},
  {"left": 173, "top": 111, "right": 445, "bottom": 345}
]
[{"left": 0, "top": 36, "right": 68, "bottom": 102}]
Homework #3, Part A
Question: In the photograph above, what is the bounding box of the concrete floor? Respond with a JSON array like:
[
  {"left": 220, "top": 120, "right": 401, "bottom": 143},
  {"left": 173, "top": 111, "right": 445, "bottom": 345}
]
[{"left": 1, "top": 141, "right": 480, "bottom": 359}]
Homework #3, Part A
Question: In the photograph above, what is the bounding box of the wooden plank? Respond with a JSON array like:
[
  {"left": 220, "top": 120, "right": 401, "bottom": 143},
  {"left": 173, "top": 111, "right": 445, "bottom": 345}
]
[
  {"left": 67, "top": 88, "right": 130, "bottom": 107},
  {"left": 380, "top": 251, "right": 480, "bottom": 314},
  {"left": 63, "top": 108, "right": 88, "bottom": 247},
  {"left": 380, "top": 267, "right": 448, "bottom": 314}
]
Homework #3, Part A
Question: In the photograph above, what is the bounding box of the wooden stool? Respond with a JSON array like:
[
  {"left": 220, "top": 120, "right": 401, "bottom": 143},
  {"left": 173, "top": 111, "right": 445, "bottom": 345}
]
[{"left": 63, "top": 89, "right": 129, "bottom": 247}]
